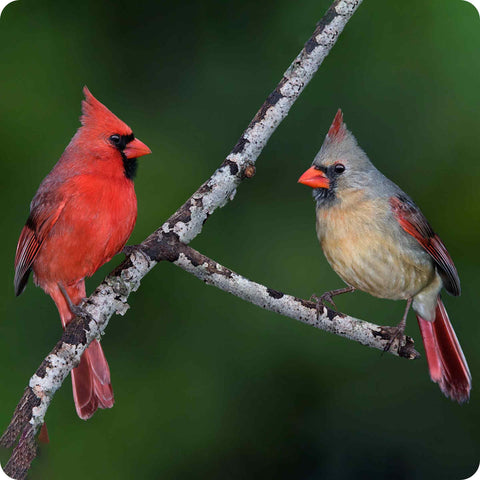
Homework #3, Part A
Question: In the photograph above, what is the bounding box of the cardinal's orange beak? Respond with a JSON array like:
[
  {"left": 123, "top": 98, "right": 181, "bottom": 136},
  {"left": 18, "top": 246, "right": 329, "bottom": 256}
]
[
  {"left": 298, "top": 166, "right": 329, "bottom": 189},
  {"left": 124, "top": 138, "right": 152, "bottom": 159}
]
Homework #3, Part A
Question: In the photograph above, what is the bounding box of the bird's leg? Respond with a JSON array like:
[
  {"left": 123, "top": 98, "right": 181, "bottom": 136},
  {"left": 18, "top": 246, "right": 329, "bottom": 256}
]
[
  {"left": 58, "top": 283, "right": 91, "bottom": 320},
  {"left": 310, "top": 286, "right": 355, "bottom": 320},
  {"left": 383, "top": 298, "right": 413, "bottom": 353},
  {"left": 312, "top": 286, "right": 356, "bottom": 310},
  {"left": 310, "top": 294, "right": 324, "bottom": 319}
]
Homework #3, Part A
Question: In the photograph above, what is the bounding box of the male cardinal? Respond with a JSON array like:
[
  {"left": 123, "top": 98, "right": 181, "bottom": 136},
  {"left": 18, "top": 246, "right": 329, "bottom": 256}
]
[
  {"left": 14, "top": 87, "right": 151, "bottom": 419},
  {"left": 298, "top": 109, "right": 471, "bottom": 403}
]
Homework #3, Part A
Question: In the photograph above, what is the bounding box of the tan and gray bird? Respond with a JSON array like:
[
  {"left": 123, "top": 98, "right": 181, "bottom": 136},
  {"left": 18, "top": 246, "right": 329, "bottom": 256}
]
[{"left": 298, "top": 110, "right": 471, "bottom": 403}]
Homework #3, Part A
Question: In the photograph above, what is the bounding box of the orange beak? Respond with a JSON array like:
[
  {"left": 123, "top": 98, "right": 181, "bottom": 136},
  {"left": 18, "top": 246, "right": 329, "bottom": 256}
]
[
  {"left": 298, "top": 166, "right": 329, "bottom": 189},
  {"left": 124, "top": 138, "right": 152, "bottom": 159}
]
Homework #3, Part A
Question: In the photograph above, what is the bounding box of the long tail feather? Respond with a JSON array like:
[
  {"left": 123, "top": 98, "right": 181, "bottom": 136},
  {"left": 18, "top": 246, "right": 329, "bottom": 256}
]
[
  {"left": 72, "top": 340, "right": 114, "bottom": 420},
  {"left": 50, "top": 282, "right": 114, "bottom": 419},
  {"left": 416, "top": 297, "right": 471, "bottom": 403}
]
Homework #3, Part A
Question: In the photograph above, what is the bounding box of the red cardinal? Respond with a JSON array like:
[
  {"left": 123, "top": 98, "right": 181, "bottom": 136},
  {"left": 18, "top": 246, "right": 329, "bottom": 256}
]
[
  {"left": 14, "top": 87, "right": 151, "bottom": 419},
  {"left": 298, "top": 110, "right": 471, "bottom": 403}
]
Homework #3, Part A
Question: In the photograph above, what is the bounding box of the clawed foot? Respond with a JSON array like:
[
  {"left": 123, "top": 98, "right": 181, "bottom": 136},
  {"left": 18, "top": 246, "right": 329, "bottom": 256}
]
[
  {"left": 58, "top": 284, "right": 91, "bottom": 320},
  {"left": 382, "top": 325, "right": 406, "bottom": 353},
  {"left": 310, "top": 286, "right": 355, "bottom": 319},
  {"left": 383, "top": 298, "right": 412, "bottom": 353},
  {"left": 317, "top": 291, "right": 338, "bottom": 310},
  {"left": 122, "top": 244, "right": 151, "bottom": 263},
  {"left": 69, "top": 300, "right": 91, "bottom": 320},
  {"left": 310, "top": 294, "right": 336, "bottom": 321},
  {"left": 310, "top": 295, "right": 325, "bottom": 320}
]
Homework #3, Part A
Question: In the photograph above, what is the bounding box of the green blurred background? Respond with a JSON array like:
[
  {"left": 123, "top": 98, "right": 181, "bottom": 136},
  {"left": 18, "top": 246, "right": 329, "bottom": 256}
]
[{"left": 0, "top": 0, "right": 479, "bottom": 478}]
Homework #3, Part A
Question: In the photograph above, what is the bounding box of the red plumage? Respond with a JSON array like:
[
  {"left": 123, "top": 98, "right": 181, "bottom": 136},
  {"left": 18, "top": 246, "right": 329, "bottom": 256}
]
[
  {"left": 389, "top": 195, "right": 460, "bottom": 296},
  {"left": 390, "top": 195, "right": 470, "bottom": 402},
  {"left": 417, "top": 298, "right": 471, "bottom": 403},
  {"left": 14, "top": 87, "right": 151, "bottom": 419},
  {"left": 327, "top": 108, "right": 346, "bottom": 140}
]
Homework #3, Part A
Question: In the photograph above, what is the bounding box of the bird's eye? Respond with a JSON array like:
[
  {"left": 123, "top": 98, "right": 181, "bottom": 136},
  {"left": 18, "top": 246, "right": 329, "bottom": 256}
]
[
  {"left": 334, "top": 163, "right": 345, "bottom": 174},
  {"left": 109, "top": 134, "right": 121, "bottom": 145}
]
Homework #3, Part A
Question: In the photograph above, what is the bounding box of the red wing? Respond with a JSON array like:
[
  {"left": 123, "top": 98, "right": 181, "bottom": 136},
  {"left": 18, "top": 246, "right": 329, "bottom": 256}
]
[
  {"left": 14, "top": 200, "right": 65, "bottom": 296},
  {"left": 14, "top": 224, "right": 41, "bottom": 296},
  {"left": 389, "top": 194, "right": 460, "bottom": 296}
]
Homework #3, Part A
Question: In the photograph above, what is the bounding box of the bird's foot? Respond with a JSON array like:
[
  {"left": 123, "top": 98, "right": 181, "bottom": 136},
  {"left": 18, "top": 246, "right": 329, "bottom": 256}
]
[
  {"left": 58, "top": 283, "right": 92, "bottom": 320},
  {"left": 383, "top": 298, "right": 412, "bottom": 353},
  {"left": 382, "top": 323, "right": 408, "bottom": 353},
  {"left": 310, "top": 286, "right": 355, "bottom": 313},
  {"left": 310, "top": 294, "right": 325, "bottom": 320},
  {"left": 69, "top": 300, "right": 92, "bottom": 320},
  {"left": 318, "top": 291, "right": 338, "bottom": 310},
  {"left": 310, "top": 294, "right": 337, "bottom": 319},
  {"left": 122, "top": 244, "right": 152, "bottom": 263}
]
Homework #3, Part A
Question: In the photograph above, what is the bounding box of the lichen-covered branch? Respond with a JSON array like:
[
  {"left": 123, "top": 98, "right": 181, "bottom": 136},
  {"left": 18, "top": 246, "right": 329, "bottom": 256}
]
[
  {"left": 0, "top": 250, "right": 154, "bottom": 479},
  {"left": 1, "top": 1, "right": 365, "bottom": 478},
  {"left": 173, "top": 244, "right": 419, "bottom": 359},
  {"left": 148, "top": 0, "right": 364, "bottom": 246}
]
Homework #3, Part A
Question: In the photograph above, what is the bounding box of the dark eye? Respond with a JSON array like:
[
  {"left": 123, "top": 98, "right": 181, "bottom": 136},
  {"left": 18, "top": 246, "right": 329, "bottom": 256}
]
[
  {"left": 334, "top": 163, "right": 345, "bottom": 174},
  {"left": 109, "top": 134, "right": 121, "bottom": 145}
]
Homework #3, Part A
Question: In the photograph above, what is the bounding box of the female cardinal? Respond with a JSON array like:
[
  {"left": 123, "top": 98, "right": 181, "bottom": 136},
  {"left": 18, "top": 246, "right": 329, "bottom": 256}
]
[
  {"left": 298, "top": 110, "right": 471, "bottom": 403},
  {"left": 14, "top": 87, "right": 151, "bottom": 419}
]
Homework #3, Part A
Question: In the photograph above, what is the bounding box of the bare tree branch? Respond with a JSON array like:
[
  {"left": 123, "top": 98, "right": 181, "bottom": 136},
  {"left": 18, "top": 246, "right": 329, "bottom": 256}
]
[
  {"left": 172, "top": 244, "right": 419, "bottom": 359},
  {"left": 0, "top": 1, "right": 387, "bottom": 478}
]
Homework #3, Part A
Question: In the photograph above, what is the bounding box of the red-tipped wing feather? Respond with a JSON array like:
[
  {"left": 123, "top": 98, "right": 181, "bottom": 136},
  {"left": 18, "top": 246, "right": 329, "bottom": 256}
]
[{"left": 389, "top": 194, "right": 460, "bottom": 296}]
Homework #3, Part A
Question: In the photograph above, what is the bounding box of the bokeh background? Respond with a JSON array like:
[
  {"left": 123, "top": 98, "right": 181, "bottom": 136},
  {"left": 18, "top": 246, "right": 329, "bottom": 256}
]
[{"left": 0, "top": 0, "right": 479, "bottom": 478}]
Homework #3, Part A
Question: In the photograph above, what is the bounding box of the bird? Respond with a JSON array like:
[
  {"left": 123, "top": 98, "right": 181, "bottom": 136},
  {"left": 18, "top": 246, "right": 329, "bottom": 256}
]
[
  {"left": 298, "top": 109, "right": 471, "bottom": 403},
  {"left": 14, "top": 87, "right": 151, "bottom": 419}
]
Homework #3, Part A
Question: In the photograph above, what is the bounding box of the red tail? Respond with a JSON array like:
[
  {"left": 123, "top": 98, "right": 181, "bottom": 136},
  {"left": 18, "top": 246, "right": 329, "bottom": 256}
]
[
  {"left": 71, "top": 339, "right": 114, "bottom": 420},
  {"left": 50, "top": 282, "right": 114, "bottom": 419},
  {"left": 416, "top": 297, "right": 471, "bottom": 403}
]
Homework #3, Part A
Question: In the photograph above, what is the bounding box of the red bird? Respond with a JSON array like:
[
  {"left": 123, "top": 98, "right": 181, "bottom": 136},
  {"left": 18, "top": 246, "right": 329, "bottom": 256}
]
[
  {"left": 14, "top": 87, "right": 151, "bottom": 419},
  {"left": 298, "top": 110, "right": 471, "bottom": 403}
]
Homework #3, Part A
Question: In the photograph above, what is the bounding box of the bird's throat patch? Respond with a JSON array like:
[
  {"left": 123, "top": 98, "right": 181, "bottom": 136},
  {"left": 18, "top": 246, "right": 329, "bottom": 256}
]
[
  {"left": 122, "top": 154, "right": 138, "bottom": 180},
  {"left": 313, "top": 184, "right": 336, "bottom": 206}
]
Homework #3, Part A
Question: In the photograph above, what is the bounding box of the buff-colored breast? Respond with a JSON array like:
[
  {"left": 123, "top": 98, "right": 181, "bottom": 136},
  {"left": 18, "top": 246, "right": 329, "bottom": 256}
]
[{"left": 316, "top": 190, "right": 435, "bottom": 300}]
